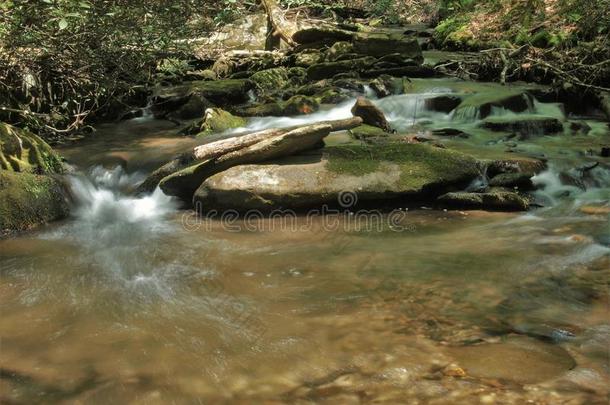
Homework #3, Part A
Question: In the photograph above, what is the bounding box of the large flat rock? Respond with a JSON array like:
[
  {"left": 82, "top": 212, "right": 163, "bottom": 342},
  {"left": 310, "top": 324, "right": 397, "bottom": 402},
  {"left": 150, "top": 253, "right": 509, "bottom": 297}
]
[{"left": 193, "top": 143, "right": 479, "bottom": 211}]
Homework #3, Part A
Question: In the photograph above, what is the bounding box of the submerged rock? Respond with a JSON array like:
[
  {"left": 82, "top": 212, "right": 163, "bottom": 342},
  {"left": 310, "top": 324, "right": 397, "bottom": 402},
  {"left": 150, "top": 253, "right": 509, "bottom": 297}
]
[
  {"left": 193, "top": 143, "right": 479, "bottom": 210},
  {"left": 198, "top": 108, "right": 246, "bottom": 136},
  {"left": 425, "top": 95, "right": 462, "bottom": 113},
  {"left": 447, "top": 336, "right": 575, "bottom": 384},
  {"left": 351, "top": 97, "right": 392, "bottom": 132},
  {"left": 454, "top": 92, "right": 532, "bottom": 120},
  {"left": 437, "top": 191, "right": 530, "bottom": 211},
  {"left": 481, "top": 116, "right": 564, "bottom": 135},
  {"left": 0, "top": 171, "right": 70, "bottom": 233}
]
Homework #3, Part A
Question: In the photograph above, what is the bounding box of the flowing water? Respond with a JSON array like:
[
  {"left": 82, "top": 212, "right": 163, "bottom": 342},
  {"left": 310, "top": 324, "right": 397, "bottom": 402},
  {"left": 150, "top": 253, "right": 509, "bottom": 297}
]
[{"left": 1, "top": 79, "right": 609, "bottom": 403}]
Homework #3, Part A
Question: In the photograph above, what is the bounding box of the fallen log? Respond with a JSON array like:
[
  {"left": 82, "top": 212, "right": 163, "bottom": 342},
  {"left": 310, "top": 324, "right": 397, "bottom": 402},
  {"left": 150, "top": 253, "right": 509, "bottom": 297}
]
[
  {"left": 159, "top": 123, "right": 333, "bottom": 200},
  {"left": 138, "top": 117, "right": 362, "bottom": 194}
]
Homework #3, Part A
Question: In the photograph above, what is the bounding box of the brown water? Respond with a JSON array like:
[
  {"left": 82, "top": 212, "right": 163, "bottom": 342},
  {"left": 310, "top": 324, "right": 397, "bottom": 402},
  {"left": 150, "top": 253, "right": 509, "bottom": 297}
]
[{"left": 1, "top": 84, "right": 609, "bottom": 403}]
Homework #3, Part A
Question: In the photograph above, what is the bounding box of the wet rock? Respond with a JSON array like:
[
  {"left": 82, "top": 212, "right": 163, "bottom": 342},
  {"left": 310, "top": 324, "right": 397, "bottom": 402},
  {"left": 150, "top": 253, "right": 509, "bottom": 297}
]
[
  {"left": 488, "top": 172, "right": 534, "bottom": 190},
  {"left": 0, "top": 171, "right": 70, "bottom": 233},
  {"left": 481, "top": 116, "right": 563, "bottom": 135},
  {"left": 306, "top": 57, "right": 376, "bottom": 81},
  {"left": 447, "top": 336, "right": 575, "bottom": 384},
  {"left": 601, "top": 146, "right": 609, "bottom": 157},
  {"left": 199, "top": 108, "right": 246, "bottom": 136},
  {"left": 283, "top": 95, "right": 320, "bottom": 116},
  {"left": 368, "top": 77, "right": 392, "bottom": 98},
  {"left": 352, "top": 33, "right": 422, "bottom": 62},
  {"left": 193, "top": 143, "right": 479, "bottom": 210},
  {"left": 579, "top": 205, "right": 610, "bottom": 215},
  {"left": 455, "top": 92, "right": 532, "bottom": 119},
  {"left": 351, "top": 97, "right": 391, "bottom": 132},
  {"left": 425, "top": 95, "right": 461, "bottom": 113},
  {"left": 431, "top": 128, "right": 469, "bottom": 138},
  {"left": 362, "top": 65, "right": 437, "bottom": 79},
  {"left": 0, "top": 123, "right": 64, "bottom": 174},
  {"left": 486, "top": 158, "right": 546, "bottom": 178},
  {"left": 293, "top": 27, "right": 354, "bottom": 46},
  {"left": 437, "top": 191, "right": 530, "bottom": 211},
  {"left": 166, "top": 93, "right": 214, "bottom": 120},
  {"left": 152, "top": 79, "right": 254, "bottom": 112},
  {"left": 569, "top": 121, "right": 591, "bottom": 135}
]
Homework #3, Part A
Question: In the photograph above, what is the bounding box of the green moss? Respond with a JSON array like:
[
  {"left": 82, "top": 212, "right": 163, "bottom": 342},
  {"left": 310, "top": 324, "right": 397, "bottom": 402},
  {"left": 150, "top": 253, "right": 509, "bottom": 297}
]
[
  {"left": 198, "top": 108, "right": 246, "bottom": 136},
  {"left": 283, "top": 95, "right": 320, "bottom": 115},
  {"left": 0, "top": 122, "right": 63, "bottom": 174},
  {"left": 348, "top": 124, "right": 388, "bottom": 140},
  {"left": 0, "top": 171, "right": 69, "bottom": 233},
  {"left": 325, "top": 142, "right": 479, "bottom": 190},
  {"left": 250, "top": 68, "right": 290, "bottom": 93}
]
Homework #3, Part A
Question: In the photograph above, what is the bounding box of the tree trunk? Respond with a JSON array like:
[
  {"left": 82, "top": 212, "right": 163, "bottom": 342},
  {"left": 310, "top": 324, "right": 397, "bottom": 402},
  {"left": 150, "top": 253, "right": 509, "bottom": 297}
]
[{"left": 260, "top": 0, "right": 296, "bottom": 50}]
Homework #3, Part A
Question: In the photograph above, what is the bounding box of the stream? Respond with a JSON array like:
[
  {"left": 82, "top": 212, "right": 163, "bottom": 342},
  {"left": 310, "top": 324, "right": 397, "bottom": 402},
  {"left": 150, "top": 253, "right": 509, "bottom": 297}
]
[{"left": 1, "top": 78, "right": 609, "bottom": 403}]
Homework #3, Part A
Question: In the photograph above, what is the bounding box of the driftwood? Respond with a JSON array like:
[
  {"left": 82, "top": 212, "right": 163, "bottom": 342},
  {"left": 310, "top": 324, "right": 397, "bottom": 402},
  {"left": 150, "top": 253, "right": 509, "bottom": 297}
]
[
  {"left": 260, "top": 0, "right": 296, "bottom": 50},
  {"left": 138, "top": 117, "right": 361, "bottom": 194},
  {"left": 159, "top": 123, "right": 332, "bottom": 200},
  {"left": 140, "top": 117, "right": 362, "bottom": 199}
]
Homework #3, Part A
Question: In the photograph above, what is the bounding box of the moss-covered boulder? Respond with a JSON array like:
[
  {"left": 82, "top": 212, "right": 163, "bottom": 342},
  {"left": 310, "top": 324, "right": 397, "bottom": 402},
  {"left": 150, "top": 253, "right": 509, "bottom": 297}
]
[
  {"left": 0, "top": 123, "right": 63, "bottom": 174},
  {"left": 198, "top": 108, "right": 246, "bottom": 136},
  {"left": 0, "top": 171, "right": 69, "bottom": 234},
  {"left": 283, "top": 95, "right": 320, "bottom": 115},
  {"left": 293, "top": 51, "right": 324, "bottom": 67},
  {"left": 307, "top": 57, "right": 377, "bottom": 81},
  {"left": 348, "top": 124, "right": 388, "bottom": 141},
  {"left": 314, "top": 88, "right": 349, "bottom": 104},
  {"left": 250, "top": 68, "right": 290, "bottom": 94},
  {"left": 152, "top": 79, "right": 253, "bottom": 114},
  {"left": 193, "top": 143, "right": 480, "bottom": 211},
  {"left": 239, "top": 95, "right": 319, "bottom": 117},
  {"left": 353, "top": 32, "right": 423, "bottom": 62},
  {"left": 166, "top": 93, "right": 214, "bottom": 120},
  {"left": 240, "top": 102, "right": 285, "bottom": 117},
  {"left": 325, "top": 41, "right": 355, "bottom": 61},
  {"left": 292, "top": 27, "right": 354, "bottom": 46}
]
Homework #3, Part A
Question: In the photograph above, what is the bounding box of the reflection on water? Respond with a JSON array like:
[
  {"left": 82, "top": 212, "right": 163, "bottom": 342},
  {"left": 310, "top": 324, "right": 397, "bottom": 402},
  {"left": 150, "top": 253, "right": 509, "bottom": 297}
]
[{"left": 1, "top": 79, "right": 609, "bottom": 403}]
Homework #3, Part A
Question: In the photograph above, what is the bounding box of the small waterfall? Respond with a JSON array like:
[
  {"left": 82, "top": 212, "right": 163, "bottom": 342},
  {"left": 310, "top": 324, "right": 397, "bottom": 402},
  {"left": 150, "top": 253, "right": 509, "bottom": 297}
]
[
  {"left": 451, "top": 105, "right": 480, "bottom": 122},
  {"left": 532, "top": 164, "right": 610, "bottom": 208},
  {"left": 43, "top": 166, "right": 179, "bottom": 292}
]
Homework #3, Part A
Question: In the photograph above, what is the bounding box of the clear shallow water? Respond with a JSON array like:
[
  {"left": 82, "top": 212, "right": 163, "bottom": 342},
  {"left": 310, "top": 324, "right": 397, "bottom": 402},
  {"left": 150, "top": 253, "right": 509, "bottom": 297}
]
[{"left": 1, "top": 80, "right": 609, "bottom": 403}]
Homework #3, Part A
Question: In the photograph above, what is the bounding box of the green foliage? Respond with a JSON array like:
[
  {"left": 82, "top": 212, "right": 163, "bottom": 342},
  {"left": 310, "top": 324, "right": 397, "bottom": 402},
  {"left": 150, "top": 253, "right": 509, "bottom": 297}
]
[
  {"left": 0, "top": 0, "right": 216, "bottom": 138},
  {"left": 366, "top": 0, "right": 401, "bottom": 24}
]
